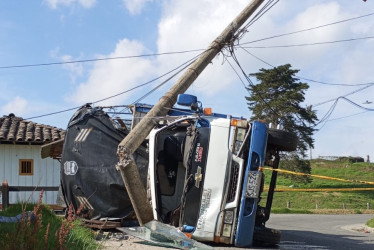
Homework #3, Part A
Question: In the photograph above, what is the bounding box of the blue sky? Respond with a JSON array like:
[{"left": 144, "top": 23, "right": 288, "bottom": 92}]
[{"left": 1, "top": 0, "right": 374, "bottom": 159}]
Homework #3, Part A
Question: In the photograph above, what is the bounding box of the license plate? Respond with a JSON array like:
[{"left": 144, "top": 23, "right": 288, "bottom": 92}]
[{"left": 245, "top": 171, "right": 262, "bottom": 198}]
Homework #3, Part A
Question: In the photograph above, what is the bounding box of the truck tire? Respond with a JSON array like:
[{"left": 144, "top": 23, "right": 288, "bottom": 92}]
[
  {"left": 253, "top": 226, "right": 281, "bottom": 246},
  {"left": 267, "top": 128, "right": 297, "bottom": 152}
]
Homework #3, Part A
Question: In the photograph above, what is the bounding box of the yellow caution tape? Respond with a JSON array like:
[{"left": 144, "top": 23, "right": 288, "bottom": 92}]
[
  {"left": 264, "top": 187, "right": 374, "bottom": 192},
  {"left": 262, "top": 167, "right": 374, "bottom": 186}
]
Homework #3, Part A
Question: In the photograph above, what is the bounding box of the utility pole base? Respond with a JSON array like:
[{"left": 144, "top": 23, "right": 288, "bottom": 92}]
[{"left": 117, "top": 149, "right": 154, "bottom": 226}]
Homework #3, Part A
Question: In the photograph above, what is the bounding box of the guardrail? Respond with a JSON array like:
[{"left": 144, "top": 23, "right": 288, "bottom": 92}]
[{"left": 0, "top": 180, "right": 59, "bottom": 210}]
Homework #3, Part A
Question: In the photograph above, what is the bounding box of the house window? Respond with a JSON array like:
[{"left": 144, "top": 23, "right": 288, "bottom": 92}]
[{"left": 19, "top": 159, "right": 34, "bottom": 176}]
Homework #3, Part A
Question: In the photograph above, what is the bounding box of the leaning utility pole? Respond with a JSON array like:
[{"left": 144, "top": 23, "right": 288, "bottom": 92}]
[{"left": 116, "top": 0, "right": 265, "bottom": 226}]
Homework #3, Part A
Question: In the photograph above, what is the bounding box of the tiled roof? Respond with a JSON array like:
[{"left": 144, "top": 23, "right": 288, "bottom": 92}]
[{"left": 0, "top": 113, "right": 65, "bottom": 144}]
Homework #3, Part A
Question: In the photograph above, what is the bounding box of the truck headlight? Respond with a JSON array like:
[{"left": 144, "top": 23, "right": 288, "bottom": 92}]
[
  {"left": 223, "top": 210, "right": 234, "bottom": 224},
  {"left": 222, "top": 223, "right": 232, "bottom": 238}
]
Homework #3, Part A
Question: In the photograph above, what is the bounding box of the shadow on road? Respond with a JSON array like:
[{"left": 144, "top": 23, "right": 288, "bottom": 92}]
[{"left": 277, "top": 229, "right": 373, "bottom": 250}]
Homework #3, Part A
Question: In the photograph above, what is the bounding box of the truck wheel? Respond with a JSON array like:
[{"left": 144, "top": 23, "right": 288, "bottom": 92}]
[
  {"left": 253, "top": 226, "right": 281, "bottom": 246},
  {"left": 267, "top": 128, "right": 297, "bottom": 152}
]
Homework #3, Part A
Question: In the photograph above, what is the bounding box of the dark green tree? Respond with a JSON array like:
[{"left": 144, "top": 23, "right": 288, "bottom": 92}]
[{"left": 246, "top": 64, "right": 318, "bottom": 181}]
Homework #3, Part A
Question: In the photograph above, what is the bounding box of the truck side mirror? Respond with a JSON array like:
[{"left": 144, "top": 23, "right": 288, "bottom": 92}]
[{"left": 177, "top": 94, "right": 198, "bottom": 107}]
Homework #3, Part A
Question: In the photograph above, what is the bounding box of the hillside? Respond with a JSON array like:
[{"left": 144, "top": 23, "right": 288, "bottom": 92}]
[{"left": 260, "top": 159, "right": 374, "bottom": 212}]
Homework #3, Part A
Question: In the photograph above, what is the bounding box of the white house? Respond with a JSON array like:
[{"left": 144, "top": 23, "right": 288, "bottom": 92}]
[{"left": 0, "top": 113, "right": 65, "bottom": 206}]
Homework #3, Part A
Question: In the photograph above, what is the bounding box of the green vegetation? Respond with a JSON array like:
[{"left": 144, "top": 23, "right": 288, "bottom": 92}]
[
  {"left": 0, "top": 192, "right": 98, "bottom": 250},
  {"left": 260, "top": 159, "right": 374, "bottom": 213},
  {"left": 246, "top": 64, "right": 318, "bottom": 158},
  {"left": 366, "top": 218, "right": 374, "bottom": 228},
  {"left": 271, "top": 208, "right": 312, "bottom": 214}
]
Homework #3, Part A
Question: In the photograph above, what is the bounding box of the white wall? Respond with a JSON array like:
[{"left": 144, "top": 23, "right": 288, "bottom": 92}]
[{"left": 0, "top": 144, "right": 60, "bottom": 205}]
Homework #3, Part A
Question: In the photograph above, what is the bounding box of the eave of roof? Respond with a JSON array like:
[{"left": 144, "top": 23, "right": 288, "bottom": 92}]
[{"left": 0, "top": 113, "right": 65, "bottom": 145}]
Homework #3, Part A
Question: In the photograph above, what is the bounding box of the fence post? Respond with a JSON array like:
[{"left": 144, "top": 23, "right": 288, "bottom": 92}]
[
  {"left": 343, "top": 203, "right": 346, "bottom": 210},
  {"left": 1, "top": 180, "right": 9, "bottom": 210},
  {"left": 287, "top": 201, "right": 291, "bottom": 209},
  {"left": 367, "top": 203, "right": 370, "bottom": 210}
]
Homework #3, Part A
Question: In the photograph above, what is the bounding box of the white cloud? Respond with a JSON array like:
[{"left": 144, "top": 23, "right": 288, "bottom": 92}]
[
  {"left": 122, "top": 0, "right": 153, "bottom": 15},
  {"left": 67, "top": 39, "right": 156, "bottom": 105},
  {"left": 1, "top": 96, "right": 28, "bottom": 117},
  {"left": 65, "top": 0, "right": 374, "bottom": 158},
  {"left": 156, "top": 0, "right": 249, "bottom": 94},
  {"left": 44, "top": 0, "right": 96, "bottom": 9}
]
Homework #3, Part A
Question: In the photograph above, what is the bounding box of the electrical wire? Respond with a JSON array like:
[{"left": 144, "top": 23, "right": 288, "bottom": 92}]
[
  {"left": 313, "top": 85, "right": 374, "bottom": 107},
  {"left": 25, "top": 54, "right": 202, "bottom": 120},
  {"left": 323, "top": 110, "right": 368, "bottom": 122},
  {"left": 240, "top": 36, "right": 374, "bottom": 49},
  {"left": 236, "top": 46, "right": 374, "bottom": 130},
  {"left": 241, "top": 12, "right": 374, "bottom": 45},
  {"left": 297, "top": 77, "right": 374, "bottom": 87},
  {"left": 233, "top": 0, "right": 279, "bottom": 42},
  {"left": 239, "top": 46, "right": 374, "bottom": 88},
  {"left": 0, "top": 49, "right": 204, "bottom": 70},
  {"left": 22, "top": 6, "right": 374, "bottom": 121},
  {"left": 227, "top": 46, "right": 282, "bottom": 121},
  {"left": 131, "top": 53, "right": 202, "bottom": 105},
  {"left": 225, "top": 57, "right": 250, "bottom": 91},
  {"left": 1, "top": 10, "right": 373, "bottom": 71},
  {"left": 315, "top": 96, "right": 374, "bottom": 130}
]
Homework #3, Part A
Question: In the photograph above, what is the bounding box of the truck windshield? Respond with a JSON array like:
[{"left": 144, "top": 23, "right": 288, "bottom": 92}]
[{"left": 153, "top": 118, "right": 210, "bottom": 227}]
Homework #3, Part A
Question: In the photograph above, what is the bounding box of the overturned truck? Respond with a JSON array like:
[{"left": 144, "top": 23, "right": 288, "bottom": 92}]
[
  {"left": 147, "top": 94, "right": 297, "bottom": 247},
  {"left": 59, "top": 94, "right": 297, "bottom": 247}
]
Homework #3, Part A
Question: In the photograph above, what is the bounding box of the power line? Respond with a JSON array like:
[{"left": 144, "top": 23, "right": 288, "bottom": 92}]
[
  {"left": 25, "top": 55, "right": 200, "bottom": 120},
  {"left": 131, "top": 53, "right": 202, "bottom": 104},
  {"left": 240, "top": 36, "right": 374, "bottom": 49},
  {"left": 233, "top": 47, "right": 374, "bottom": 129},
  {"left": 315, "top": 96, "right": 374, "bottom": 130},
  {"left": 2, "top": 33, "right": 372, "bottom": 70},
  {"left": 239, "top": 46, "right": 374, "bottom": 87},
  {"left": 323, "top": 110, "right": 368, "bottom": 122},
  {"left": 0, "top": 49, "right": 204, "bottom": 69},
  {"left": 225, "top": 57, "right": 250, "bottom": 91},
  {"left": 241, "top": 12, "right": 374, "bottom": 45},
  {"left": 227, "top": 46, "right": 283, "bottom": 121},
  {"left": 237, "top": 46, "right": 374, "bottom": 130},
  {"left": 233, "top": 0, "right": 279, "bottom": 42},
  {"left": 297, "top": 76, "right": 374, "bottom": 87},
  {"left": 313, "top": 85, "right": 374, "bottom": 107},
  {"left": 340, "top": 96, "right": 374, "bottom": 111},
  {"left": 1, "top": 10, "right": 373, "bottom": 70}
]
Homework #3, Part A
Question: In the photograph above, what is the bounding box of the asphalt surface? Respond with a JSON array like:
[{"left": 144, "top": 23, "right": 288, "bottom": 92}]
[
  {"left": 266, "top": 214, "right": 374, "bottom": 250},
  {"left": 102, "top": 214, "right": 374, "bottom": 249}
]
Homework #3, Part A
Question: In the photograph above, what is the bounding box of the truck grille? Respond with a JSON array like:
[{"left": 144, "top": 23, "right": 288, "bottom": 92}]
[{"left": 226, "top": 161, "right": 240, "bottom": 203}]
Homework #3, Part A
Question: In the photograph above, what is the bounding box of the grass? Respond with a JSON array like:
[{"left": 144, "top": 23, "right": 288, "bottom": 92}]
[
  {"left": 271, "top": 208, "right": 312, "bottom": 214},
  {"left": 0, "top": 191, "right": 99, "bottom": 250},
  {"left": 366, "top": 218, "right": 374, "bottom": 228},
  {"left": 260, "top": 160, "right": 374, "bottom": 212}
]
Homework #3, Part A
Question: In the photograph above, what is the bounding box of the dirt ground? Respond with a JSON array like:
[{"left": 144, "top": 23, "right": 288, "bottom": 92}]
[
  {"left": 96, "top": 231, "right": 178, "bottom": 249},
  {"left": 96, "top": 230, "right": 233, "bottom": 249}
]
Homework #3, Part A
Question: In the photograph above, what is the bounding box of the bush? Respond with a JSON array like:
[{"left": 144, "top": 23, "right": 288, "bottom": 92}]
[
  {"left": 0, "top": 191, "right": 97, "bottom": 250},
  {"left": 337, "top": 156, "right": 364, "bottom": 163},
  {"left": 366, "top": 218, "right": 374, "bottom": 228},
  {"left": 279, "top": 153, "right": 312, "bottom": 183}
]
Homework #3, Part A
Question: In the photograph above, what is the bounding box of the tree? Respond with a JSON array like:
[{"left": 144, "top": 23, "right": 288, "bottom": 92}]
[{"left": 246, "top": 64, "right": 318, "bottom": 181}]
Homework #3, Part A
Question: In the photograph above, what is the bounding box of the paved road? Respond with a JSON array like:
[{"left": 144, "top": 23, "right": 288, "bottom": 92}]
[{"left": 266, "top": 214, "right": 374, "bottom": 250}]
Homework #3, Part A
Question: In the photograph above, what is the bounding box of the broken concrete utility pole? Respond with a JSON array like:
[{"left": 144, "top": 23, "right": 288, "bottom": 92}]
[{"left": 117, "top": 0, "right": 265, "bottom": 226}]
